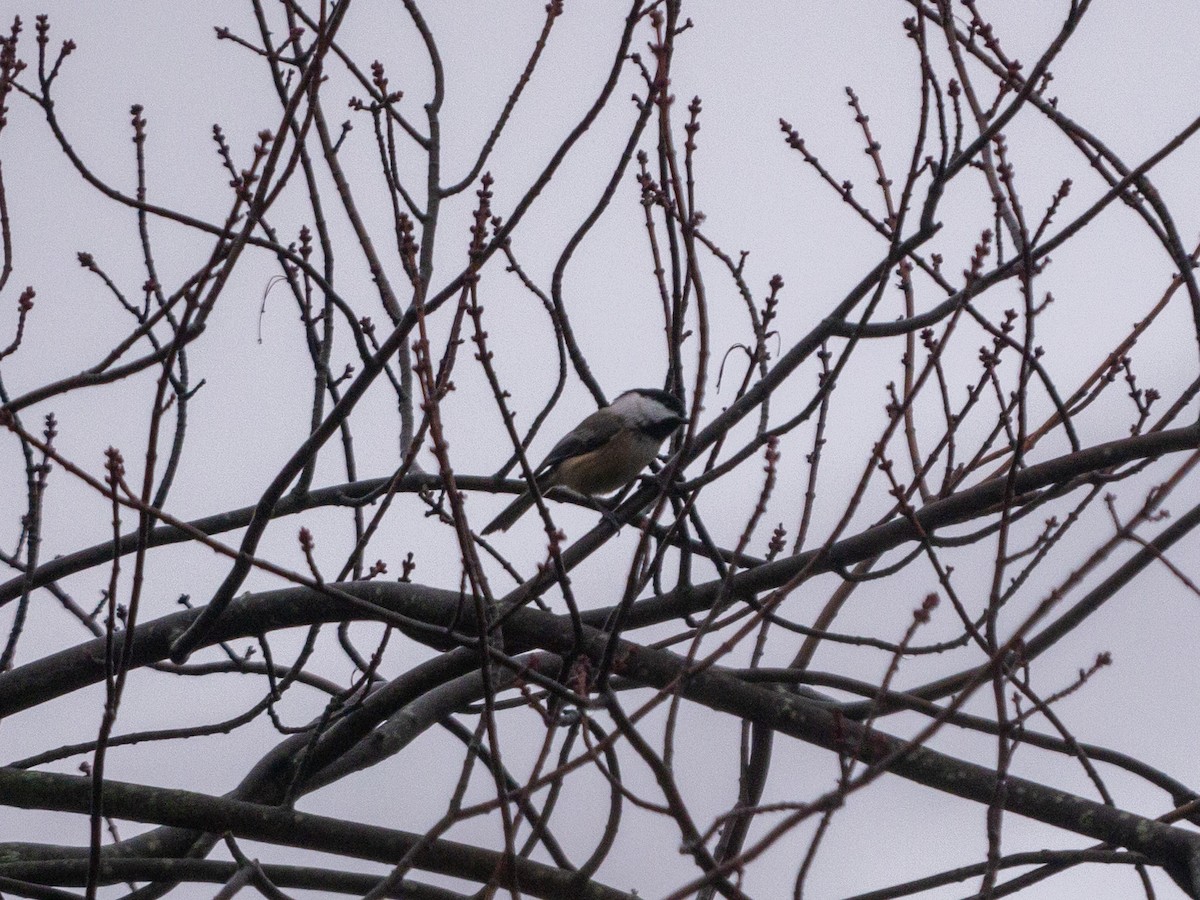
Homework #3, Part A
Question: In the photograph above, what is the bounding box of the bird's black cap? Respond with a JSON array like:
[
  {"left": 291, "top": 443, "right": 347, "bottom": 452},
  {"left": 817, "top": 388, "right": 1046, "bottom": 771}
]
[{"left": 624, "top": 387, "right": 685, "bottom": 418}]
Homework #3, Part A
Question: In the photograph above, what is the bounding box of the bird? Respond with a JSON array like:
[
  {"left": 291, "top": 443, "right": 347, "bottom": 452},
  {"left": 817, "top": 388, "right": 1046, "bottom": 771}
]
[{"left": 481, "top": 388, "right": 687, "bottom": 535}]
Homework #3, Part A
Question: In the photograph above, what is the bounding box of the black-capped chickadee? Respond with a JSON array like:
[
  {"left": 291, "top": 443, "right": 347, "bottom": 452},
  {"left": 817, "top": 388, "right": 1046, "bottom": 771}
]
[{"left": 482, "top": 388, "right": 687, "bottom": 535}]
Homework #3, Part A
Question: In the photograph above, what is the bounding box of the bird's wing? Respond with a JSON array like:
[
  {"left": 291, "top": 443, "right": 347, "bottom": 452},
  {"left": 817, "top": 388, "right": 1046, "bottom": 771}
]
[
  {"left": 483, "top": 409, "right": 621, "bottom": 535},
  {"left": 536, "top": 408, "right": 622, "bottom": 475}
]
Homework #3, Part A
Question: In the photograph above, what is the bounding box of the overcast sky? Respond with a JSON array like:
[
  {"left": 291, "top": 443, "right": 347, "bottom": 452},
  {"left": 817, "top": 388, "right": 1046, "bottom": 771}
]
[{"left": 4, "top": 2, "right": 1200, "bottom": 898}]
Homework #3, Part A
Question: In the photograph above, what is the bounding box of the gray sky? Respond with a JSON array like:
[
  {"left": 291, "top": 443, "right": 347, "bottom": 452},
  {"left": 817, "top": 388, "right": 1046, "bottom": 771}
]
[{"left": 3, "top": 2, "right": 1200, "bottom": 898}]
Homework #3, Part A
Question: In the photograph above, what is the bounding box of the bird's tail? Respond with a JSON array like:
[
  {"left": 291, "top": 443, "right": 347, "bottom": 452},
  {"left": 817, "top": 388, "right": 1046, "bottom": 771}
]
[{"left": 481, "top": 490, "right": 538, "bottom": 535}]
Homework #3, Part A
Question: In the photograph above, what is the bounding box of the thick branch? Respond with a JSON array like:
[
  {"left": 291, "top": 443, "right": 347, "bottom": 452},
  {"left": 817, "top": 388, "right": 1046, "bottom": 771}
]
[{"left": 0, "top": 768, "right": 632, "bottom": 900}]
